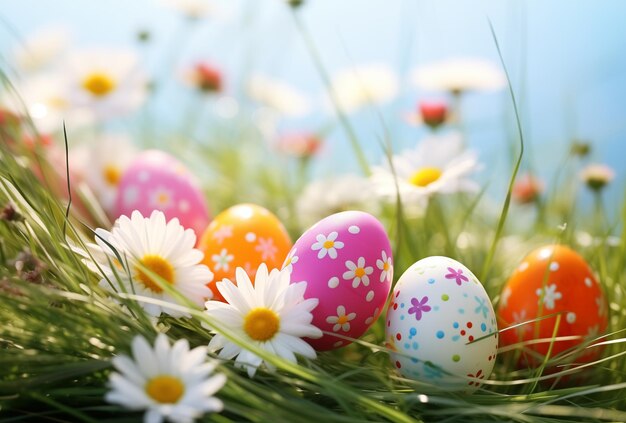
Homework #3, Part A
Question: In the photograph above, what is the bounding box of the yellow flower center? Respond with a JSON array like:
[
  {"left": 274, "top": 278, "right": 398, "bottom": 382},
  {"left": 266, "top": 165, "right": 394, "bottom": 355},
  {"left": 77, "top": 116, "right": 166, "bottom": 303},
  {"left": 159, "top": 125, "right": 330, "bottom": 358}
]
[
  {"left": 145, "top": 375, "right": 185, "bottom": 403},
  {"left": 244, "top": 308, "right": 280, "bottom": 341},
  {"left": 135, "top": 255, "right": 174, "bottom": 293},
  {"left": 355, "top": 268, "right": 366, "bottom": 278},
  {"left": 284, "top": 257, "right": 292, "bottom": 267},
  {"left": 383, "top": 262, "right": 390, "bottom": 271},
  {"left": 323, "top": 240, "right": 335, "bottom": 249},
  {"left": 337, "top": 315, "right": 349, "bottom": 325},
  {"left": 103, "top": 164, "right": 121, "bottom": 186},
  {"left": 156, "top": 192, "right": 170, "bottom": 206},
  {"left": 82, "top": 72, "right": 116, "bottom": 97},
  {"left": 409, "top": 167, "right": 442, "bottom": 187}
]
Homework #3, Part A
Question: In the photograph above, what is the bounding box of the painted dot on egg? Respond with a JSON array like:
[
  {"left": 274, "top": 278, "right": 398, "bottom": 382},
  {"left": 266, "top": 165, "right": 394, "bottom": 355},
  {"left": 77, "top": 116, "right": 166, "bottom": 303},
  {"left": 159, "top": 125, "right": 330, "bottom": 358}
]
[
  {"left": 452, "top": 354, "right": 461, "bottom": 362},
  {"left": 365, "top": 316, "right": 374, "bottom": 325},
  {"left": 436, "top": 331, "right": 444, "bottom": 339},
  {"left": 453, "top": 322, "right": 459, "bottom": 329},
  {"left": 518, "top": 262, "right": 529, "bottom": 272},
  {"left": 366, "top": 290, "right": 375, "bottom": 302},
  {"left": 409, "top": 327, "right": 417, "bottom": 338},
  {"left": 245, "top": 232, "right": 257, "bottom": 242},
  {"left": 550, "top": 262, "right": 559, "bottom": 271},
  {"left": 138, "top": 170, "right": 150, "bottom": 182},
  {"left": 348, "top": 225, "right": 360, "bottom": 234},
  {"left": 481, "top": 323, "right": 487, "bottom": 332},
  {"left": 333, "top": 341, "right": 343, "bottom": 348},
  {"left": 584, "top": 277, "right": 593, "bottom": 287},
  {"left": 428, "top": 278, "right": 436, "bottom": 284},
  {"left": 566, "top": 312, "right": 576, "bottom": 324},
  {"left": 179, "top": 200, "right": 190, "bottom": 212},
  {"left": 328, "top": 277, "right": 340, "bottom": 289},
  {"left": 441, "top": 294, "right": 449, "bottom": 301}
]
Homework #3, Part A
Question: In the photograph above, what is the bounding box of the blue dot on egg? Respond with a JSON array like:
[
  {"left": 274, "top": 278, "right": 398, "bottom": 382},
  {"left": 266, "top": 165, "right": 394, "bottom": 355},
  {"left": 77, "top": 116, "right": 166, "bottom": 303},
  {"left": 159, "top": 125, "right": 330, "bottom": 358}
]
[
  {"left": 404, "top": 343, "right": 410, "bottom": 349},
  {"left": 400, "top": 315, "right": 405, "bottom": 321},
  {"left": 481, "top": 323, "right": 487, "bottom": 332},
  {"left": 436, "top": 331, "right": 444, "bottom": 339},
  {"left": 463, "top": 293, "right": 468, "bottom": 298},
  {"left": 410, "top": 357, "right": 419, "bottom": 363},
  {"left": 459, "top": 308, "right": 465, "bottom": 314},
  {"left": 433, "top": 306, "right": 440, "bottom": 311},
  {"left": 400, "top": 303, "right": 405, "bottom": 309},
  {"left": 428, "top": 278, "right": 435, "bottom": 284},
  {"left": 412, "top": 342, "right": 418, "bottom": 350},
  {"left": 409, "top": 327, "right": 417, "bottom": 338},
  {"left": 453, "top": 322, "right": 459, "bottom": 329}
]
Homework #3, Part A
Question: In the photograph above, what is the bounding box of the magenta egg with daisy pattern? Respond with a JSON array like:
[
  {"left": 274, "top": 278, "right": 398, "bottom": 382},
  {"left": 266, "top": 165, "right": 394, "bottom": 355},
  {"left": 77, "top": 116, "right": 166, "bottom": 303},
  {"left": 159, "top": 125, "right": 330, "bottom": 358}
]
[
  {"left": 114, "top": 150, "right": 210, "bottom": 238},
  {"left": 385, "top": 256, "right": 498, "bottom": 392},
  {"left": 285, "top": 211, "right": 393, "bottom": 351}
]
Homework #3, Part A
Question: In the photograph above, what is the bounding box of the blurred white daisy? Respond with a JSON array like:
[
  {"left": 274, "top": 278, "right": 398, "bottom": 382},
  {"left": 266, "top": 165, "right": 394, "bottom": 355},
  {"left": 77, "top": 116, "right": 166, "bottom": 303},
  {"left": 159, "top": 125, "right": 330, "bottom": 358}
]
[
  {"left": 79, "top": 134, "right": 138, "bottom": 214},
  {"left": 161, "top": 0, "right": 217, "bottom": 19},
  {"left": 12, "top": 26, "right": 70, "bottom": 72},
  {"left": 204, "top": 264, "right": 322, "bottom": 378},
  {"left": 330, "top": 64, "right": 398, "bottom": 113},
  {"left": 411, "top": 58, "right": 506, "bottom": 94},
  {"left": 580, "top": 163, "right": 615, "bottom": 191},
  {"left": 94, "top": 210, "right": 213, "bottom": 317},
  {"left": 1, "top": 73, "right": 93, "bottom": 134},
  {"left": 247, "top": 75, "right": 310, "bottom": 117},
  {"left": 371, "top": 132, "right": 481, "bottom": 206},
  {"left": 296, "top": 174, "right": 377, "bottom": 228},
  {"left": 64, "top": 48, "right": 149, "bottom": 120},
  {"left": 107, "top": 333, "right": 226, "bottom": 423}
]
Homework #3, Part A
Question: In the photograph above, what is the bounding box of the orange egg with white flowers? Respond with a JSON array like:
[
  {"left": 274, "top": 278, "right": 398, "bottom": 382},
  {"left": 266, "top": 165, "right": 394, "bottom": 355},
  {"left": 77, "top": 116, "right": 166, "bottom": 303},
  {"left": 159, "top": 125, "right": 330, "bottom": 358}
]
[
  {"left": 497, "top": 245, "right": 608, "bottom": 366},
  {"left": 198, "top": 204, "right": 292, "bottom": 301}
]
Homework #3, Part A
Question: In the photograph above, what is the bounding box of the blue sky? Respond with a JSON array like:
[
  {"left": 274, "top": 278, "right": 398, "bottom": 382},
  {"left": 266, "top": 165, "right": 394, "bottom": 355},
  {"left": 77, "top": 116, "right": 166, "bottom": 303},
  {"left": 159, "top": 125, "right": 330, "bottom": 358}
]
[{"left": 2, "top": 0, "right": 625, "bottom": 207}]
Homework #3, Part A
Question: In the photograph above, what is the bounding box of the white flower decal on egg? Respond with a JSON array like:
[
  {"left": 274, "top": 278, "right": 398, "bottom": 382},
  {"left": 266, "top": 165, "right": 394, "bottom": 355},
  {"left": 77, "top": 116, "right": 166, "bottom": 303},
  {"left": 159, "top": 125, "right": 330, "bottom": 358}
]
[
  {"left": 311, "top": 231, "right": 344, "bottom": 259},
  {"left": 282, "top": 248, "right": 299, "bottom": 273},
  {"left": 148, "top": 186, "right": 174, "bottom": 209},
  {"left": 212, "top": 248, "right": 234, "bottom": 272},
  {"left": 255, "top": 237, "right": 278, "bottom": 261},
  {"left": 212, "top": 224, "right": 233, "bottom": 244},
  {"left": 376, "top": 250, "right": 393, "bottom": 283},
  {"left": 343, "top": 257, "right": 374, "bottom": 288},
  {"left": 536, "top": 283, "right": 562, "bottom": 310},
  {"left": 326, "top": 305, "right": 356, "bottom": 332}
]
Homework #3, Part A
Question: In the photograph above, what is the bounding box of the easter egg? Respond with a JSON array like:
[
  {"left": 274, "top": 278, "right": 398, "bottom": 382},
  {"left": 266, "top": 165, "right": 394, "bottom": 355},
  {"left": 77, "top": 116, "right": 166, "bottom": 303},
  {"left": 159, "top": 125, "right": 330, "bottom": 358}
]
[
  {"left": 497, "top": 245, "right": 608, "bottom": 365},
  {"left": 199, "top": 204, "right": 292, "bottom": 301},
  {"left": 287, "top": 211, "right": 393, "bottom": 351},
  {"left": 114, "top": 150, "right": 210, "bottom": 237},
  {"left": 386, "top": 256, "right": 498, "bottom": 392}
]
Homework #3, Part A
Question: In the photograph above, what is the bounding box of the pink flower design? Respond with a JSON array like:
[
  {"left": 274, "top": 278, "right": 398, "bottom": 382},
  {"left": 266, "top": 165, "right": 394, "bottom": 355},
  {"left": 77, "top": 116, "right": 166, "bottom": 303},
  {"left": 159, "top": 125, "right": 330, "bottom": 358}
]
[
  {"left": 445, "top": 267, "right": 469, "bottom": 286},
  {"left": 408, "top": 296, "right": 431, "bottom": 321}
]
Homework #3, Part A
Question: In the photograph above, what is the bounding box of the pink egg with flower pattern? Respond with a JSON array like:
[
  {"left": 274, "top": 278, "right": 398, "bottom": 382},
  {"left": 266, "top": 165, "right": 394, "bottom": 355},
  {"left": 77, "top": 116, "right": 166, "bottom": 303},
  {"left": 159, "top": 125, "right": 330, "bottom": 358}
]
[
  {"left": 386, "top": 256, "right": 498, "bottom": 392},
  {"left": 285, "top": 211, "right": 393, "bottom": 351},
  {"left": 114, "top": 150, "right": 210, "bottom": 238}
]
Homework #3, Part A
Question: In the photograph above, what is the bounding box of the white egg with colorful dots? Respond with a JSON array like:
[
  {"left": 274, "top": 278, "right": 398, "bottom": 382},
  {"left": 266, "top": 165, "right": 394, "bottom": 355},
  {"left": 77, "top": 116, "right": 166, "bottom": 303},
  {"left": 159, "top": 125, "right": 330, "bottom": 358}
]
[{"left": 386, "top": 256, "right": 498, "bottom": 392}]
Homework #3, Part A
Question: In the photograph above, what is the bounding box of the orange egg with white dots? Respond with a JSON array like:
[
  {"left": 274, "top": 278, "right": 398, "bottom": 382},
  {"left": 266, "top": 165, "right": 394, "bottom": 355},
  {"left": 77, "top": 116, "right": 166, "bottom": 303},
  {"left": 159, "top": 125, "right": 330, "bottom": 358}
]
[
  {"left": 497, "top": 245, "right": 608, "bottom": 366},
  {"left": 198, "top": 204, "right": 292, "bottom": 301}
]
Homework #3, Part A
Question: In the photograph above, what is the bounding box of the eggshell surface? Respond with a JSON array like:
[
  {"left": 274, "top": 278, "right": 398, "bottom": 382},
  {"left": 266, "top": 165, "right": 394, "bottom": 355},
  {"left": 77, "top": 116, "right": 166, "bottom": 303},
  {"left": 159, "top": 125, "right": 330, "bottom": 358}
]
[
  {"left": 115, "top": 150, "right": 210, "bottom": 237},
  {"left": 386, "top": 256, "right": 498, "bottom": 392},
  {"left": 287, "top": 211, "right": 393, "bottom": 351},
  {"left": 199, "top": 204, "right": 292, "bottom": 301},
  {"left": 497, "top": 245, "right": 608, "bottom": 365}
]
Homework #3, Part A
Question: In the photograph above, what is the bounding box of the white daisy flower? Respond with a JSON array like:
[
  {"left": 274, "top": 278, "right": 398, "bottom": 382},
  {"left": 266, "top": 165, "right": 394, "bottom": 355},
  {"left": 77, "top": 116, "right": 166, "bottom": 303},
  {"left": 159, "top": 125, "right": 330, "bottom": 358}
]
[
  {"left": 1, "top": 73, "right": 94, "bottom": 134},
  {"left": 79, "top": 133, "right": 138, "bottom": 214},
  {"left": 330, "top": 64, "right": 398, "bottom": 113},
  {"left": 94, "top": 210, "right": 213, "bottom": 317},
  {"left": 376, "top": 250, "right": 393, "bottom": 283},
  {"left": 281, "top": 248, "right": 299, "bottom": 274},
  {"left": 411, "top": 57, "right": 506, "bottom": 94},
  {"left": 106, "top": 333, "right": 226, "bottom": 423},
  {"left": 371, "top": 132, "right": 481, "bottom": 206},
  {"left": 326, "top": 305, "right": 356, "bottom": 333},
  {"left": 204, "top": 264, "right": 322, "bottom": 378},
  {"left": 12, "top": 25, "right": 70, "bottom": 72},
  {"left": 64, "top": 48, "right": 148, "bottom": 120},
  {"left": 536, "top": 283, "right": 562, "bottom": 310},
  {"left": 342, "top": 257, "right": 374, "bottom": 288},
  {"left": 295, "top": 174, "right": 378, "bottom": 228},
  {"left": 311, "top": 231, "right": 344, "bottom": 259},
  {"left": 247, "top": 74, "right": 310, "bottom": 117}
]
